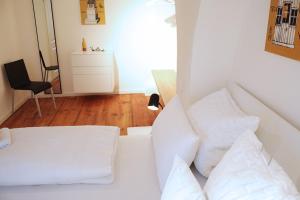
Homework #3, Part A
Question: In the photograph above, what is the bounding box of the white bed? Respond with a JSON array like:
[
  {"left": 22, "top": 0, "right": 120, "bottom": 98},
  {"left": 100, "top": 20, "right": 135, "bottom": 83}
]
[{"left": 0, "top": 82, "right": 299, "bottom": 199}]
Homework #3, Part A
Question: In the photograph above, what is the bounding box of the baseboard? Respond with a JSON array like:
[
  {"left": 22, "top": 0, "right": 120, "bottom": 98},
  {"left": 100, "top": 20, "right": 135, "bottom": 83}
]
[
  {"left": 0, "top": 96, "right": 30, "bottom": 125},
  {"left": 38, "top": 90, "right": 147, "bottom": 98}
]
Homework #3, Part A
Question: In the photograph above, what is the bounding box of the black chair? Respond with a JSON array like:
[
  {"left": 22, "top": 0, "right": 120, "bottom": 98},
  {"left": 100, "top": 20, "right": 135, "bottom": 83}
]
[
  {"left": 39, "top": 50, "right": 59, "bottom": 82},
  {"left": 4, "top": 59, "right": 56, "bottom": 117}
]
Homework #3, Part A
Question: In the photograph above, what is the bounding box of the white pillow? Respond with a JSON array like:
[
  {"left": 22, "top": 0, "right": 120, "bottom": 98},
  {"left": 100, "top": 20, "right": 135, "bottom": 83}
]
[
  {"left": 161, "top": 155, "right": 206, "bottom": 200},
  {"left": 204, "top": 130, "right": 300, "bottom": 200},
  {"left": 187, "top": 88, "right": 260, "bottom": 177},
  {"left": 152, "top": 96, "right": 200, "bottom": 190}
]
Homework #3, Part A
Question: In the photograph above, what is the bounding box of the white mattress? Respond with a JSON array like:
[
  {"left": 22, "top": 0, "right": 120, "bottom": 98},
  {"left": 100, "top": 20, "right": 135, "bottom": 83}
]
[{"left": 0, "top": 134, "right": 161, "bottom": 200}]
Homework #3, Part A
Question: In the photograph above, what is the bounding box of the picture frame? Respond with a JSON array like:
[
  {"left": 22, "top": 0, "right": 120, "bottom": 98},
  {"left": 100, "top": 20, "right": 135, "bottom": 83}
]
[
  {"left": 80, "top": 0, "right": 106, "bottom": 25},
  {"left": 265, "top": 0, "right": 300, "bottom": 61}
]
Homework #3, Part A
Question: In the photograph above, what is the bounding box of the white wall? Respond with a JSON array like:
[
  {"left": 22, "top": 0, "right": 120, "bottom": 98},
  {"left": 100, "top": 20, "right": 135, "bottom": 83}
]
[
  {"left": 52, "top": 0, "right": 176, "bottom": 94},
  {"left": 231, "top": 0, "right": 300, "bottom": 129},
  {"left": 176, "top": 0, "right": 300, "bottom": 129},
  {"left": 176, "top": 0, "right": 246, "bottom": 107},
  {"left": 0, "top": 0, "right": 41, "bottom": 124},
  {"left": 188, "top": 0, "right": 250, "bottom": 104},
  {"left": 0, "top": 0, "right": 23, "bottom": 123},
  {"left": 14, "top": 0, "right": 41, "bottom": 81},
  {"left": 175, "top": 0, "right": 201, "bottom": 107}
]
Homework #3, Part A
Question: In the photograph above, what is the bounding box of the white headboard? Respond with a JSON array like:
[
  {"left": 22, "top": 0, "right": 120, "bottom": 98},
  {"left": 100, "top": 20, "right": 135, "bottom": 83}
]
[{"left": 227, "top": 82, "right": 300, "bottom": 190}]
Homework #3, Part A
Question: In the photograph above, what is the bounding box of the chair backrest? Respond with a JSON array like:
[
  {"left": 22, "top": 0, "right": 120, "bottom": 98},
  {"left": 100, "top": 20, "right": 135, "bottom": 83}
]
[
  {"left": 39, "top": 50, "right": 47, "bottom": 69},
  {"left": 4, "top": 59, "right": 31, "bottom": 89}
]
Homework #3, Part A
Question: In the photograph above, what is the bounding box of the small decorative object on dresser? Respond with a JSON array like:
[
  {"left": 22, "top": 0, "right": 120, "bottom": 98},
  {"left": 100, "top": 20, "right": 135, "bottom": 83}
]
[{"left": 82, "top": 37, "right": 87, "bottom": 51}]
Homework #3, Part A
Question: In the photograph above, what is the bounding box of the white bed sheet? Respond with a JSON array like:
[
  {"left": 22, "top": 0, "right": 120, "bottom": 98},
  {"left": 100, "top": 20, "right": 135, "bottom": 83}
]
[
  {"left": 0, "top": 134, "right": 161, "bottom": 200},
  {"left": 0, "top": 126, "right": 119, "bottom": 186},
  {"left": 0, "top": 128, "right": 207, "bottom": 200}
]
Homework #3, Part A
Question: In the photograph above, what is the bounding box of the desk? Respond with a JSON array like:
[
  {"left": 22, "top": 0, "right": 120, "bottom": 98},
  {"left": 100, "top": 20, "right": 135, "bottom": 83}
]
[{"left": 152, "top": 70, "right": 176, "bottom": 105}]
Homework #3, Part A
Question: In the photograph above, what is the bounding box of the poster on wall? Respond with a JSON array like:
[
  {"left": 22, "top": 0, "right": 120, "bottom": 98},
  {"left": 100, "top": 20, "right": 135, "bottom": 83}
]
[
  {"left": 265, "top": 0, "right": 300, "bottom": 61},
  {"left": 80, "top": 0, "right": 106, "bottom": 25}
]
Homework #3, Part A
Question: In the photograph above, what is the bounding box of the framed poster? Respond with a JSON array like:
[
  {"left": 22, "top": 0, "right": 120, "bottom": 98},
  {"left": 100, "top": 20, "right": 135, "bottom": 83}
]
[
  {"left": 265, "top": 0, "right": 300, "bottom": 61},
  {"left": 80, "top": 0, "right": 106, "bottom": 25}
]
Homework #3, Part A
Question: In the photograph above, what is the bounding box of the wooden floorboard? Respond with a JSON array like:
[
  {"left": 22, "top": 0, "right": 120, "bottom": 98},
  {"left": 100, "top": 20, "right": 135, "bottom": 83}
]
[{"left": 0, "top": 94, "right": 161, "bottom": 135}]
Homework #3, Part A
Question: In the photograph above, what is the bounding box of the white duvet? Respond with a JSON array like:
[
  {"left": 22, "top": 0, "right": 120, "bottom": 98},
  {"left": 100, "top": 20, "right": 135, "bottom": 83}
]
[{"left": 0, "top": 126, "right": 119, "bottom": 186}]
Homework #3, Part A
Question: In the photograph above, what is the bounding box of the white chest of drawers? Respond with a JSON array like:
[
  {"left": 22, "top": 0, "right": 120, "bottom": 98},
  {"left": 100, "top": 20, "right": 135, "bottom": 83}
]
[{"left": 71, "top": 52, "right": 115, "bottom": 93}]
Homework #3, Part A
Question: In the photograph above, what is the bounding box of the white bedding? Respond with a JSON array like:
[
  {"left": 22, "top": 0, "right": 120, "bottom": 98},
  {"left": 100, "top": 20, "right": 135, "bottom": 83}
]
[
  {"left": 0, "top": 126, "right": 119, "bottom": 186},
  {"left": 127, "top": 126, "right": 208, "bottom": 188},
  {"left": 0, "top": 131, "right": 206, "bottom": 200}
]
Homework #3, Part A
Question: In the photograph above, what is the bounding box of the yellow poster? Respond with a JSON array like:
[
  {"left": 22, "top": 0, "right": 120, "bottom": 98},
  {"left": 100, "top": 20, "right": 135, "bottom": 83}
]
[
  {"left": 265, "top": 0, "right": 300, "bottom": 61},
  {"left": 80, "top": 0, "right": 106, "bottom": 25}
]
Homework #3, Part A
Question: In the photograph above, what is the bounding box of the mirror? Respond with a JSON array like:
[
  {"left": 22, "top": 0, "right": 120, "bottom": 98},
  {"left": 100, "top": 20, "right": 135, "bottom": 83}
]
[{"left": 32, "top": 0, "right": 62, "bottom": 94}]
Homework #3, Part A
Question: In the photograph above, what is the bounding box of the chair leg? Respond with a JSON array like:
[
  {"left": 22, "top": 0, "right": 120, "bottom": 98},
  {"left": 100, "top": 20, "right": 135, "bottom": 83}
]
[
  {"left": 46, "top": 70, "right": 49, "bottom": 82},
  {"left": 50, "top": 87, "right": 57, "bottom": 109},
  {"left": 42, "top": 69, "right": 45, "bottom": 82},
  {"left": 12, "top": 90, "right": 15, "bottom": 113},
  {"left": 33, "top": 93, "right": 42, "bottom": 117}
]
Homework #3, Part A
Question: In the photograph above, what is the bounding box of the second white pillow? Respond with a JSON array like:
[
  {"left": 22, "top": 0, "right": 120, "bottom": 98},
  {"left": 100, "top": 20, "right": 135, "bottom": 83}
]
[
  {"left": 204, "top": 130, "right": 299, "bottom": 200},
  {"left": 187, "top": 88, "right": 260, "bottom": 177}
]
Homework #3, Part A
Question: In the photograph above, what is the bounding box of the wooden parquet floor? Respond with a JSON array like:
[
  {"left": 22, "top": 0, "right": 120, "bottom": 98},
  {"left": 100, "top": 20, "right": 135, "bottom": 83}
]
[{"left": 0, "top": 94, "right": 161, "bottom": 135}]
